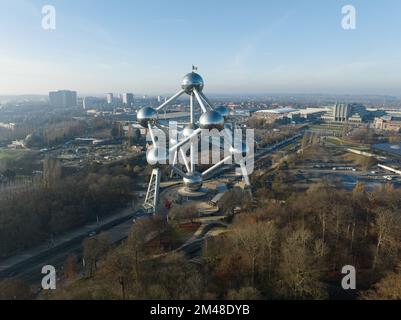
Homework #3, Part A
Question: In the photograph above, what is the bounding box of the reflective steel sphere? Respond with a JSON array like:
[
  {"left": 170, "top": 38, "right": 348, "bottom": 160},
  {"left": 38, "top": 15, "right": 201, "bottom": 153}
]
[
  {"left": 183, "top": 172, "right": 203, "bottom": 191},
  {"left": 137, "top": 107, "right": 157, "bottom": 128},
  {"left": 181, "top": 72, "right": 204, "bottom": 94},
  {"left": 214, "top": 106, "right": 230, "bottom": 119},
  {"left": 199, "top": 110, "right": 224, "bottom": 131},
  {"left": 146, "top": 147, "right": 168, "bottom": 167}
]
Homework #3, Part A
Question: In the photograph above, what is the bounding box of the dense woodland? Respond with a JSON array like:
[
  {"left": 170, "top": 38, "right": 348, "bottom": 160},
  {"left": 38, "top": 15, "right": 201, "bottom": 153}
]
[
  {"left": 20, "top": 179, "right": 398, "bottom": 300},
  {"left": 1, "top": 124, "right": 401, "bottom": 300},
  {"left": 0, "top": 172, "right": 134, "bottom": 258},
  {"left": 0, "top": 116, "right": 145, "bottom": 258}
]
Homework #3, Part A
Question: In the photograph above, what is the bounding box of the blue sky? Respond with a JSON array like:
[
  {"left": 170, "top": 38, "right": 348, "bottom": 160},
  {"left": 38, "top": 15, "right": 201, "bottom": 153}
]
[{"left": 0, "top": 0, "right": 400, "bottom": 95}]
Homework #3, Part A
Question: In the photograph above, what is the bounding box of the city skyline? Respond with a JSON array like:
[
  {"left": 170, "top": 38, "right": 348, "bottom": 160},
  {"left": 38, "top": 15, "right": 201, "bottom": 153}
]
[{"left": 1, "top": 0, "right": 401, "bottom": 95}]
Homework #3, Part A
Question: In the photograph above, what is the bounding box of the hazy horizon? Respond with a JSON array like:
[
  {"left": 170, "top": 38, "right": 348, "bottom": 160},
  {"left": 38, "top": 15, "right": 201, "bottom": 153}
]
[
  {"left": 1, "top": 92, "right": 401, "bottom": 99},
  {"left": 1, "top": 0, "right": 401, "bottom": 95}
]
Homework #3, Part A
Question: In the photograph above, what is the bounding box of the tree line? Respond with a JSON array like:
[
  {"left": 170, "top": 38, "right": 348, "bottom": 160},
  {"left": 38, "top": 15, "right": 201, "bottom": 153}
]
[
  {"left": 0, "top": 173, "right": 134, "bottom": 258},
  {"left": 34, "top": 181, "right": 401, "bottom": 300}
]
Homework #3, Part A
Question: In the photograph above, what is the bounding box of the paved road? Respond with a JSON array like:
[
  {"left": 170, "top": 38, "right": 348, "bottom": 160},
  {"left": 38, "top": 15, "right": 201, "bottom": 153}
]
[{"left": 0, "top": 209, "right": 148, "bottom": 287}]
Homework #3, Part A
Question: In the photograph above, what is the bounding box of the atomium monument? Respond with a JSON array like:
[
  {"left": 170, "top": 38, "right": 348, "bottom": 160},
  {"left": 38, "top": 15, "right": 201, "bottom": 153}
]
[{"left": 137, "top": 68, "right": 251, "bottom": 214}]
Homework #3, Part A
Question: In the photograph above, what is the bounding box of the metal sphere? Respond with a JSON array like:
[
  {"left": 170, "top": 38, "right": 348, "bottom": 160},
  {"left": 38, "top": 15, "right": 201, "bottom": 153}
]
[
  {"left": 199, "top": 111, "right": 224, "bottom": 131},
  {"left": 230, "top": 143, "right": 250, "bottom": 156},
  {"left": 137, "top": 107, "right": 157, "bottom": 128},
  {"left": 181, "top": 72, "right": 204, "bottom": 94},
  {"left": 183, "top": 172, "right": 203, "bottom": 191},
  {"left": 182, "top": 124, "right": 196, "bottom": 138},
  {"left": 146, "top": 147, "right": 168, "bottom": 167},
  {"left": 214, "top": 106, "right": 230, "bottom": 119}
]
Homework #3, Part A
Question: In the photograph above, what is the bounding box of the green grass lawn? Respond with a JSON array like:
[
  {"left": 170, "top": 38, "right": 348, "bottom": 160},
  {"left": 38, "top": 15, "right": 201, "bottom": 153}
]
[
  {"left": 0, "top": 149, "right": 27, "bottom": 161},
  {"left": 309, "top": 124, "right": 343, "bottom": 132},
  {"left": 325, "top": 137, "right": 370, "bottom": 151}
]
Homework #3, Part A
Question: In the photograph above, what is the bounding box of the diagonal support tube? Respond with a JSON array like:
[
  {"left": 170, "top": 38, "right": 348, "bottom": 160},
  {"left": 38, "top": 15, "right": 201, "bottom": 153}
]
[
  {"left": 169, "top": 128, "right": 201, "bottom": 154},
  {"left": 198, "top": 91, "right": 214, "bottom": 110},
  {"left": 193, "top": 88, "right": 208, "bottom": 113},
  {"left": 179, "top": 148, "right": 191, "bottom": 173},
  {"left": 156, "top": 89, "right": 186, "bottom": 111},
  {"left": 171, "top": 165, "right": 187, "bottom": 178},
  {"left": 202, "top": 155, "right": 233, "bottom": 177}
]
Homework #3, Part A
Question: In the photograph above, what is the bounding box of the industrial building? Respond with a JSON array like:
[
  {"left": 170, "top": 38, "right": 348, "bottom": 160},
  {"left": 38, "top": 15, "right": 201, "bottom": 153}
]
[
  {"left": 254, "top": 107, "right": 297, "bottom": 124},
  {"left": 289, "top": 107, "right": 329, "bottom": 121},
  {"left": 254, "top": 107, "right": 329, "bottom": 124}
]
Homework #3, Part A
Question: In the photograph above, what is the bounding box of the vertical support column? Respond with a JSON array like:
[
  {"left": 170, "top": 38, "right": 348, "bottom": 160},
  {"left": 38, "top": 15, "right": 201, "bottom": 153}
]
[
  {"left": 170, "top": 151, "right": 178, "bottom": 178},
  {"left": 190, "top": 93, "right": 194, "bottom": 125},
  {"left": 153, "top": 168, "right": 161, "bottom": 212},
  {"left": 190, "top": 93, "right": 195, "bottom": 173},
  {"left": 239, "top": 161, "right": 252, "bottom": 199},
  {"left": 190, "top": 142, "right": 195, "bottom": 173},
  {"left": 143, "top": 168, "right": 161, "bottom": 214}
]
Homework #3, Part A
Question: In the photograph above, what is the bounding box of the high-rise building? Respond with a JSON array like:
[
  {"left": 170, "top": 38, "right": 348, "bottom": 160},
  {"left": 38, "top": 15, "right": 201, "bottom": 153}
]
[
  {"left": 122, "top": 93, "right": 134, "bottom": 106},
  {"left": 106, "top": 93, "right": 114, "bottom": 104},
  {"left": 49, "top": 90, "right": 77, "bottom": 108},
  {"left": 333, "top": 103, "right": 351, "bottom": 122}
]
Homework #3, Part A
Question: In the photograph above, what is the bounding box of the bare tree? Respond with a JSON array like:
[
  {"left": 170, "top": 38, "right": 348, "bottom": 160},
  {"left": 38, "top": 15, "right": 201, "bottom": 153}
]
[
  {"left": 63, "top": 254, "right": 78, "bottom": 282},
  {"left": 278, "top": 228, "right": 327, "bottom": 299},
  {"left": 362, "top": 264, "right": 401, "bottom": 300},
  {"left": 102, "top": 246, "right": 134, "bottom": 300},
  {"left": 226, "top": 287, "right": 262, "bottom": 300},
  {"left": 82, "top": 232, "right": 110, "bottom": 277},
  {"left": 230, "top": 221, "right": 277, "bottom": 287},
  {"left": 372, "top": 208, "right": 401, "bottom": 270},
  {"left": 0, "top": 279, "right": 33, "bottom": 300},
  {"left": 127, "top": 219, "right": 151, "bottom": 283}
]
